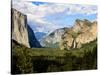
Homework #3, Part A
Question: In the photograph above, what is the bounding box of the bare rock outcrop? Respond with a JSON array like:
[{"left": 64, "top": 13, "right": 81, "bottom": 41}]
[
  {"left": 60, "top": 19, "right": 97, "bottom": 50},
  {"left": 11, "top": 8, "right": 41, "bottom": 48},
  {"left": 11, "top": 8, "right": 30, "bottom": 47}
]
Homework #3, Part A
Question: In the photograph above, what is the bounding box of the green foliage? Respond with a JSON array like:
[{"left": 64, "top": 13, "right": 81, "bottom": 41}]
[
  {"left": 12, "top": 45, "right": 33, "bottom": 74},
  {"left": 42, "top": 42, "right": 60, "bottom": 48},
  {"left": 62, "top": 40, "right": 97, "bottom": 70},
  {"left": 12, "top": 40, "right": 97, "bottom": 74},
  {"left": 47, "top": 64, "right": 60, "bottom": 72}
]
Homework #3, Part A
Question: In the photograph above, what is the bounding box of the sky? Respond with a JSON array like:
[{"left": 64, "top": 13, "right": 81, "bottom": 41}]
[{"left": 12, "top": 0, "right": 97, "bottom": 33}]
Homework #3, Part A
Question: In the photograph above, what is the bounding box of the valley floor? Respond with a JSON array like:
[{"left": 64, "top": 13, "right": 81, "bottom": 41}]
[{"left": 11, "top": 40, "right": 97, "bottom": 74}]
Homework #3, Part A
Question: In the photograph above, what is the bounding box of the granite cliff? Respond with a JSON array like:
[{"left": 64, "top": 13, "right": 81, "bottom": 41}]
[
  {"left": 60, "top": 19, "right": 97, "bottom": 50},
  {"left": 40, "top": 19, "right": 97, "bottom": 50},
  {"left": 11, "top": 8, "right": 41, "bottom": 48}
]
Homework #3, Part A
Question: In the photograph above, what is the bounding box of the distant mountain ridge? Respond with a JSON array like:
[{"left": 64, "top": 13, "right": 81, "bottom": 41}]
[
  {"left": 11, "top": 8, "right": 97, "bottom": 50},
  {"left": 35, "top": 32, "right": 46, "bottom": 41},
  {"left": 40, "top": 27, "right": 68, "bottom": 48},
  {"left": 11, "top": 8, "right": 41, "bottom": 48},
  {"left": 40, "top": 19, "right": 97, "bottom": 50}
]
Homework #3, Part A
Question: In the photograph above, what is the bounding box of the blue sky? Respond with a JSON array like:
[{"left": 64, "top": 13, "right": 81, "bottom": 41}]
[
  {"left": 44, "top": 13, "right": 97, "bottom": 27},
  {"left": 32, "top": 2, "right": 48, "bottom": 6},
  {"left": 12, "top": 1, "right": 97, "bottom": 33}
]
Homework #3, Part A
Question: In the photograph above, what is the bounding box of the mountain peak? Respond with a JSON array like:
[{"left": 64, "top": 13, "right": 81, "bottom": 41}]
[
  {"left": 40, "top": 19, "right": 97, "bottom": 50},
  {"left": 12, "top": 8, "right": 41, "bottom": 48},
  {"left": 60, "top": 19, "right": 97, "bottom": 50}
]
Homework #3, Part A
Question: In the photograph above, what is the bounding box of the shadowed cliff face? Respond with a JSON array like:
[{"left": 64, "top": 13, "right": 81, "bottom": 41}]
[
  {"left": 27, "top": 25, "right": 41, "bottom": 48},
  {"left": 11, "top": 8, "right": 41, "bottom": 48}
]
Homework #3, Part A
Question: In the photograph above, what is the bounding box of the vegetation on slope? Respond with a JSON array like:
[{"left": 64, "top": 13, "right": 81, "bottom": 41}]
[{"left": 11, "top": 39, "right": 97, "bottom": 74}]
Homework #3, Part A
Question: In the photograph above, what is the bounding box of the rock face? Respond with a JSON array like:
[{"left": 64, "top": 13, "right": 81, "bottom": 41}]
[
  {"left": 60, "top": 19, "right": 97, "bottom": 50},
  {"left": 40, "top": 28, "right": 67, "bottom": 48},
  {"left": 11, "top": 8, "right": 97, "bottom": 50},
  {"left": 40, "top": 19, "right": 97, "bottom": 50},
  {"left": 27, "top": 25, "right": 41, "bottom": 48},
  {"left": 11, "top": 8, "right": 41, "bottom": 48},
  {"left": 76, "top": 21, "right": 97, "bottom": 48},
  {"left": 11, "top": 8, "right": 30, "bottom": 47},
  {"left": 35, "top": 32, "right": 46, "bottom": 41}
]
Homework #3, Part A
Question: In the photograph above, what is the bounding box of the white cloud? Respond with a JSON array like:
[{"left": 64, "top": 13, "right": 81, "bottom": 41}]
[
  {"left": 56, "top": 4, "right": 97, "bottom": 15},
  {"left": 12, "top": 0, "right": 97, "bottom": 33},
  {"left": 12, "top": 0, "right": 97, "bottom": 18},
  {"left": 26, "top": 13, "right": 62, "bottom": 33}
]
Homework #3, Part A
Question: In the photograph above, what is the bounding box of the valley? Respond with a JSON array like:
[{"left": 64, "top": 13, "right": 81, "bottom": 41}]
[
  {"left": 12, "top": 39, "right": 97, "bottom": 74},
  {"left": 11, "top": 7, "right": 97, "bottom": 74}
]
